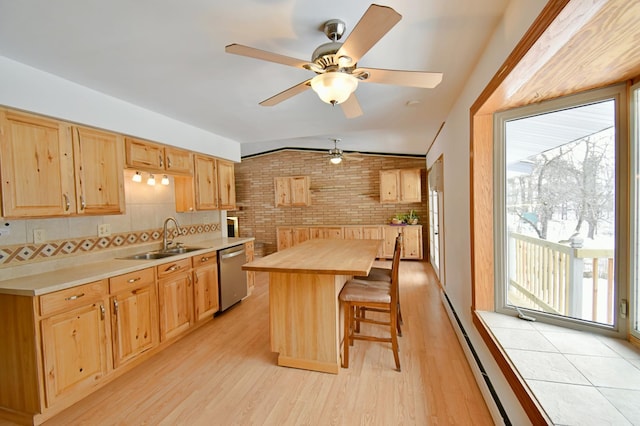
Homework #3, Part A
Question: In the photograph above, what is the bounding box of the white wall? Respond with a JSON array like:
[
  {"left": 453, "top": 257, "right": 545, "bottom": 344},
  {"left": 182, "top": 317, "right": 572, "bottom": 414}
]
[
  {"left": 426, "top": 0, "right": 547, "bottom": 424},
  {"left": 0, "top": 56, "right": 240, "bottom": 162}
]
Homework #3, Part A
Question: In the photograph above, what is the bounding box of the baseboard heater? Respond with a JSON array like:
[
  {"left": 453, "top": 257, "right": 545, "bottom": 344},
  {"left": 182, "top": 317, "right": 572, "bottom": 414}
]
[{"left": 441, "top": 291, "right": 512, "bottom": 426}]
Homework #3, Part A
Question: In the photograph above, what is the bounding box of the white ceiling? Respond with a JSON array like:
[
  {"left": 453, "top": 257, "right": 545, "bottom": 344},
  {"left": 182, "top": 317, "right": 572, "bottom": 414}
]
[{"left": 0, "top": 0, "right": 509, "bottom": 157}]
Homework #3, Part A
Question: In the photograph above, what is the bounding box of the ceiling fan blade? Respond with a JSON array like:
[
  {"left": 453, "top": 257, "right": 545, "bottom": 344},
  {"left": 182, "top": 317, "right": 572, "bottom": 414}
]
[
  {"left": 225, "top": 43, "right": 309, "bottom": 69},
  {"left": 358, "top": 67, "right": 443, "bottom": 88},
  {"left": 337, "top": 4, "right": 401, "bottom": 64},
  {"left": 340, "top": 93, "right": 363, "bottom": 118},
  {"left": 259, "top": 80, "right": 312, "bottom": 106}
]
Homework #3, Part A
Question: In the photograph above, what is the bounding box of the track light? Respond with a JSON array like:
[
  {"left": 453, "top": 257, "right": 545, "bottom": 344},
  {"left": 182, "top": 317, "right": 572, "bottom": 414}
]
[
  {"left": 161, "top": 175, "right": 170, "bottom": 185},
  {"left": 132, "top": 171, "right": 142, "bottom": 183},
  {"left": 147, "top": 174, "right": 156, "bottom": 186}
]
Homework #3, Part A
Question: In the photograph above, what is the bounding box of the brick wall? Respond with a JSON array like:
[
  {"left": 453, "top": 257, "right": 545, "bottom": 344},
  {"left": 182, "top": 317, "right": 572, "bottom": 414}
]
[{"left": 232, "top": 150, "right": 428, "bottom": 255}]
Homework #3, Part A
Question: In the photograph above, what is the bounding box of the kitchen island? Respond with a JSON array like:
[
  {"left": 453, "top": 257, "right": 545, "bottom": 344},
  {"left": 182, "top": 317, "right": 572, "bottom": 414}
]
[{"left": 242, "top": 238, "right": 381, "bottom": 374}]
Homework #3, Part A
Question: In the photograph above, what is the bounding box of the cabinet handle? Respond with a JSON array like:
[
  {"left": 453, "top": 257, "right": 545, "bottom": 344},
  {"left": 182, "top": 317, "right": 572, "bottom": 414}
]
[
  {"left": 63, "top": 193, "right": 70, "bottom": 211},
  {"left": 167, "top": 156, "right": 172, "bottom": 169},
  {"left": 187, "top": 275, "right": 192, "bottom": 286},
  {"left": 159, "top": 154, "right": 164, "bottom": 168},
  {"left": 113, "top": 299, "right": 119, "bottom": 314},
  {"left": 166, "top": 264, "right": 181, "bottom": 272},
  {"left": 65, "top": 293, "right": 85, "bottom": 301},
  {"left": 100, "top": 304, "right": 105, "bottom": 320},
  {"left": 127, "top": 277, "right": 141, "bottom": 283},
  {"left": 200, "top": 256, "right": 209, "bottom": 263},
  {"left": 80, "top": 195, "right": 86, "bottom": 210}
]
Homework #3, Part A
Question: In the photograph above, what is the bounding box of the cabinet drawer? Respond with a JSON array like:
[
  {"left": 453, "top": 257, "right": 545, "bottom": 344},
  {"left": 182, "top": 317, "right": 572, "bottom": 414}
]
[
  {"left": 39, "top": 280, "right": 108, "bottom": 317},
  {"left": 157, "top": 258, "right": 191, "bottom": 278},
  {"left": 110, "top": 267, "right": 155, "bottom": 294},
  {"left": 191, "top": 250, "right": 217, "bottom": 268}
]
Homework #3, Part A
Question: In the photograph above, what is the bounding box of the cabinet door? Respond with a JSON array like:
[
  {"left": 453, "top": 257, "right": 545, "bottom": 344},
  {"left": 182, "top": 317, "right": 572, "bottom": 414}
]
[
  {"left": 73, "top": 127, "right": 125, "bottom": 215},
  {"left": 41, "top": 300, "right": 109, "bottom": 407},
  {"left": 274, "top": 177, "right": 291, "bottom": 207},
  {"left": 402, "top": 225, "right": 423, "bottom": 259},
  {"left": 244, "top": 242, "right": 255, "bottom": 293},
  {"left": 111, "top": 283, "right": 158, "bottom": 368},
  {"left": 0, "top": 110, "right": 75, "bottom": 217},
  {"left": 157, "top": 260, "right": 193, "bottom": 341},
  {"left": 164, "top": 147, "right": 193, "bottom": 175},
  {"left": 292, "top": 227, "right": 310, "bottom": 246},
  {"left": 290, "top": 176, "right": 310, "bottom": 206},
  {"left": 379, "top": 170, "right": 400, "bottom": 203},
  {"left": 124, "top": 138, "right": 164, "bottom": 172},
  {"left": 399, "top": 169, "right": 422, "bottom": 203},
  {"left": 309, "top": 227, "right": 324, "bottom": 239},
  {"left": 277, "top": 227, "right": 293, "bottom": 251},
  {"left": 363, "top": 226, "right": 383, "bottom": 258},
  {"left": 217, "top": 160, "right": 236, "bottom": 210},
  {"left": 323, "top": 227, "right": 344, "bottom": 239},
  {"left": 382, "top": 226, "right": 402, "bottom": 258},
  {"left": 343, "top": 227, "right": 363, "bottom": 240},
  {"left": 194, "top": 155, "right": 218, "bottom": 210},
  {"left": 193, "top": 252, "right": 219, "bottom": 321},
  {"left": 174, "top": 175, "right": 195, "bottom": 212}
]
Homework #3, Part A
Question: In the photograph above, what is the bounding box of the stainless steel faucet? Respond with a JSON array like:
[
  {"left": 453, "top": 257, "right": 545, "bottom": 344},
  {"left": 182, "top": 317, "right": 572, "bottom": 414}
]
[{"left": 162, "top": 217, "right": 183, "bottom": 251}]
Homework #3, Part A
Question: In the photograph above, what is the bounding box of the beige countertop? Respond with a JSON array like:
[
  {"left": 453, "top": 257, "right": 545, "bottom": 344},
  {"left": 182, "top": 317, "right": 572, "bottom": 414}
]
[{"left": 0, "top": 237, "right": 254, "bottom": 296}]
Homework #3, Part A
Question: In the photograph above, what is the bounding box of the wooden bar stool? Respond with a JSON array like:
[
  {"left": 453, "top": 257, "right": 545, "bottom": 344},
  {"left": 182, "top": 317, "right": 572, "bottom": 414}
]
[{"left": 339, "top": 236, "right": 401, "bottom": 371}]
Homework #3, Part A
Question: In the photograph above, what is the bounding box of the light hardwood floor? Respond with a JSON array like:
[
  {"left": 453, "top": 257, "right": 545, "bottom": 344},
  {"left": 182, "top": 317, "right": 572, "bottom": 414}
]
[{"left": 40, "top": 261, "right": 493, "bottom": 425}]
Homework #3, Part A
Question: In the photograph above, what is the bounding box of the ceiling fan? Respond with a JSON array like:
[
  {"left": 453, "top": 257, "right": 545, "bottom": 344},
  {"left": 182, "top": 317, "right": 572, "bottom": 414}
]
[
  {"left": 327, "top": 138, "right": 364, "bottom": 164},
  {"left": 225, "top": 4, "right": 443, "bottom": 118}
]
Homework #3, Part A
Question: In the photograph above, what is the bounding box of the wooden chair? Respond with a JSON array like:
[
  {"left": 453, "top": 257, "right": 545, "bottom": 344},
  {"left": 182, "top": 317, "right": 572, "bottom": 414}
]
[
  {"left": 339, "top": 236, "right": 401, "bottom": 371},
  {"left": 354, "top": 235, "right": 403, "bottom": 336}
]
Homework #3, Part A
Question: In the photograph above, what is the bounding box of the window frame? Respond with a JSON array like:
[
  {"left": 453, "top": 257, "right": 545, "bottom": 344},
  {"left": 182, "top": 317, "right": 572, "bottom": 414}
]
[
  {"left": 493, "top": 84, "right": 629, "bottom": 336},
  {"left": 630, "top": 81, "right": 640, "bottom": 340}
]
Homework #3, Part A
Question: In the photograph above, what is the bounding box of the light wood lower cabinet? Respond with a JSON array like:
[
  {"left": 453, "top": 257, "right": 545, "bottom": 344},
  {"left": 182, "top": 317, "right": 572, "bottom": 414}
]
[
  {"left": 192, "top": 250, "right": 219, "bottom": 322},
  {"left": 109, "top": 268, "right": 158, "bottom": 368},
  {"left": 157, "top": 258, "right": 194, "bottom": 341},
  {"left": 39, "top": 280, "right": 111, "bottom": 408},
  {"left": 276, "top": 225, "right": 422, "bottom": 259},
  {"left": 244, "top": 242, "right": 255, "bottom": 294}
]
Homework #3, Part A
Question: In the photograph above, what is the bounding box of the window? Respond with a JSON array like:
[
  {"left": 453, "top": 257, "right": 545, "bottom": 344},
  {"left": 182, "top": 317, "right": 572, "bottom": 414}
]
[
  {"left": 494, "top": 85, "right": 628, "bottom": 333},
  {"left": 631, "top": 82, "right": 640, "bottom": 340}
]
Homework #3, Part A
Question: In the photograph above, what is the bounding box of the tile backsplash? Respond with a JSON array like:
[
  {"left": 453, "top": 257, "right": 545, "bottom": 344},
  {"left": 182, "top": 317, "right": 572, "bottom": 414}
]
[{"left": 0, "top": 169, "right": 221, "bottom": 270}]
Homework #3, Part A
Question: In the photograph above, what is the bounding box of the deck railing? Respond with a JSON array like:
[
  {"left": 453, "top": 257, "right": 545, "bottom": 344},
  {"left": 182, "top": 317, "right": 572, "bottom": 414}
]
[{"left": 508, "top": 232, "right": 615, "bottom": 323}]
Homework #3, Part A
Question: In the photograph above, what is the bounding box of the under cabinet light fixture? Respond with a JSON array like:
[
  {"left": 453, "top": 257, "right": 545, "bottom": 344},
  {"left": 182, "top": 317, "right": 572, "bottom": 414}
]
[
  {"left": 147, "top": 174, "right": 156, "bottom": 186},
  {"left": 161, "top": 175, "right": 170, "bottom": 185},
  {"left": 132, "top": 171, "right": 142, "bottom": 183}
]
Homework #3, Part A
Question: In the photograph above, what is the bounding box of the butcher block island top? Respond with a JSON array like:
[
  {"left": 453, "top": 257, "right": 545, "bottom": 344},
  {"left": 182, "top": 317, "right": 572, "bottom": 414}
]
[
  {"left": 243, "top": 238, "right": 382, "bottom": 374},
  {"left": 242, "top": 238, "right": 380, "bottom": 275}
]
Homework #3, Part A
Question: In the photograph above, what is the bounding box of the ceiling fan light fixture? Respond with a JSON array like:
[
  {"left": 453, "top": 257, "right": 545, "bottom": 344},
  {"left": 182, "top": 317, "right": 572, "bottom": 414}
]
[
  {"left": 330, "top": 154, "right": 343, "bottom": 164},
  {"left": 310, "top": 72, "right": 358, "bottom": 105}
]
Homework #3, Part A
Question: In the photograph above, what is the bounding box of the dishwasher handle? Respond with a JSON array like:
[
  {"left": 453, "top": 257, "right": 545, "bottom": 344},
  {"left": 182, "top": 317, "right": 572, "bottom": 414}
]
[{"left": 220, "top": 248, "right": 245, "bottom": 260}]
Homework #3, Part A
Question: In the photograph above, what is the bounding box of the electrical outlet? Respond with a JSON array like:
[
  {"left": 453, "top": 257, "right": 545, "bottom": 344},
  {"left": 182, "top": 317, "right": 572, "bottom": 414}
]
[
  {"left": 98, "top": 224, "right": 111, "bottom": 237},
  {"left": 33, "top": 229, "right": 46, "bottom": 244},
  {"left": 0, "top": 223, "right": 10, "bottom": 237}
]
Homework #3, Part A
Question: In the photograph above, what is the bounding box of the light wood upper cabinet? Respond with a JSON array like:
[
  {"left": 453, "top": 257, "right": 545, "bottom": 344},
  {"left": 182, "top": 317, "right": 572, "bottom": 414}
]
[
  {"left": 274, "top": 176, "right": 310, "bottom": 207},
  {"left": 109, "top": 268, "right": 158, "bottom": 368},
  {"left": 0, "top": 109, "right": 76, "bottom": 217},
  {"left": 217, "top": 159, "right": 236, "bottom": 210},
  {"left": 192, "top": 251, "right": 219, "bottom": 322},
  {"left": 125, "top": 138, "right": 193, "bottom": 176},
  {"left": 39, "top": 280, "right": 111, "bottom": 407},
  {"left": 73, "top": 126, "right": 125, "bottom": 215},
  {"left": 380, "top": 168, "right": 422, "bottom": 204},
  {"left": 194, "top": 154, "right": 218, "bottom": 210}
]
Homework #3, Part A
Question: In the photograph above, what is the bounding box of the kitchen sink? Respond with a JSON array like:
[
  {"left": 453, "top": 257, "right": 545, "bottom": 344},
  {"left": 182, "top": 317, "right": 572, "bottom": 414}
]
[{"left": 119, "top": 247, "right": 205, "bottom": 260}]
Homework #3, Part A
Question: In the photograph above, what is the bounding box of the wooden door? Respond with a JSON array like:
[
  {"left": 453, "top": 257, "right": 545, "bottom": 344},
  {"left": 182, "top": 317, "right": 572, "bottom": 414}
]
[
  {"left": 194, "top": 155, "right": 218, "bottom": 210},
  {"left": 399, "top": 169, "right": 422, "bottom": 203},
  {"left": 174, "top": 176, "right": 195, "bottom": 212},
  {"left": 192, "top": 251, "right": 219, "bottom": 321},
  {"left": 73, "top": 126, "right": 125, "bottom": 215},
  {"left": 277, "top": 227, "right": 293, "bottom": 250},
  {"left": 124, "top": 138, "right": 164, "bottom": 172},
  {"left": 379, "top": 170, "right": 400, "bottom": 203},
  {"left": 0, "top": 110, "right": 75, "bottom": 217},
  {"left": 157, "top": 259, "right": 193, "bottom": 341},
  {"left": 402, "top": 225, "right": 423, "bottom": 259},
  {"left": 217, "top": 160, "right": 236, "bottom": 210},
  {"left": 111, "top": 284, "right": 158, "bottom": 368},
  {"left": 41, "top": 301, "right": 109, "bottom": 407},
  {"left": 164, "top": 147, "right": 193, "bottom": 175}
]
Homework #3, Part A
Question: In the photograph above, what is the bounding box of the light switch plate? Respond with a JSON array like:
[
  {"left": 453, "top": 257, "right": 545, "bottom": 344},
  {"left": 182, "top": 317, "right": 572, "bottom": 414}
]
[
  {"left": 33, "top": 229, "right": 46, "bottom": 244},
  {"left": 98, "top": 224, "right": 111, "bottom": 237}
]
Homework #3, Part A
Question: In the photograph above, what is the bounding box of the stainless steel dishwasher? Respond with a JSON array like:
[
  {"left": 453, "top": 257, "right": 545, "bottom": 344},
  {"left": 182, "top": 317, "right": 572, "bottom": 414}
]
[{"left": 218, "top": 244, "right": 248, "bottom": 311}]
